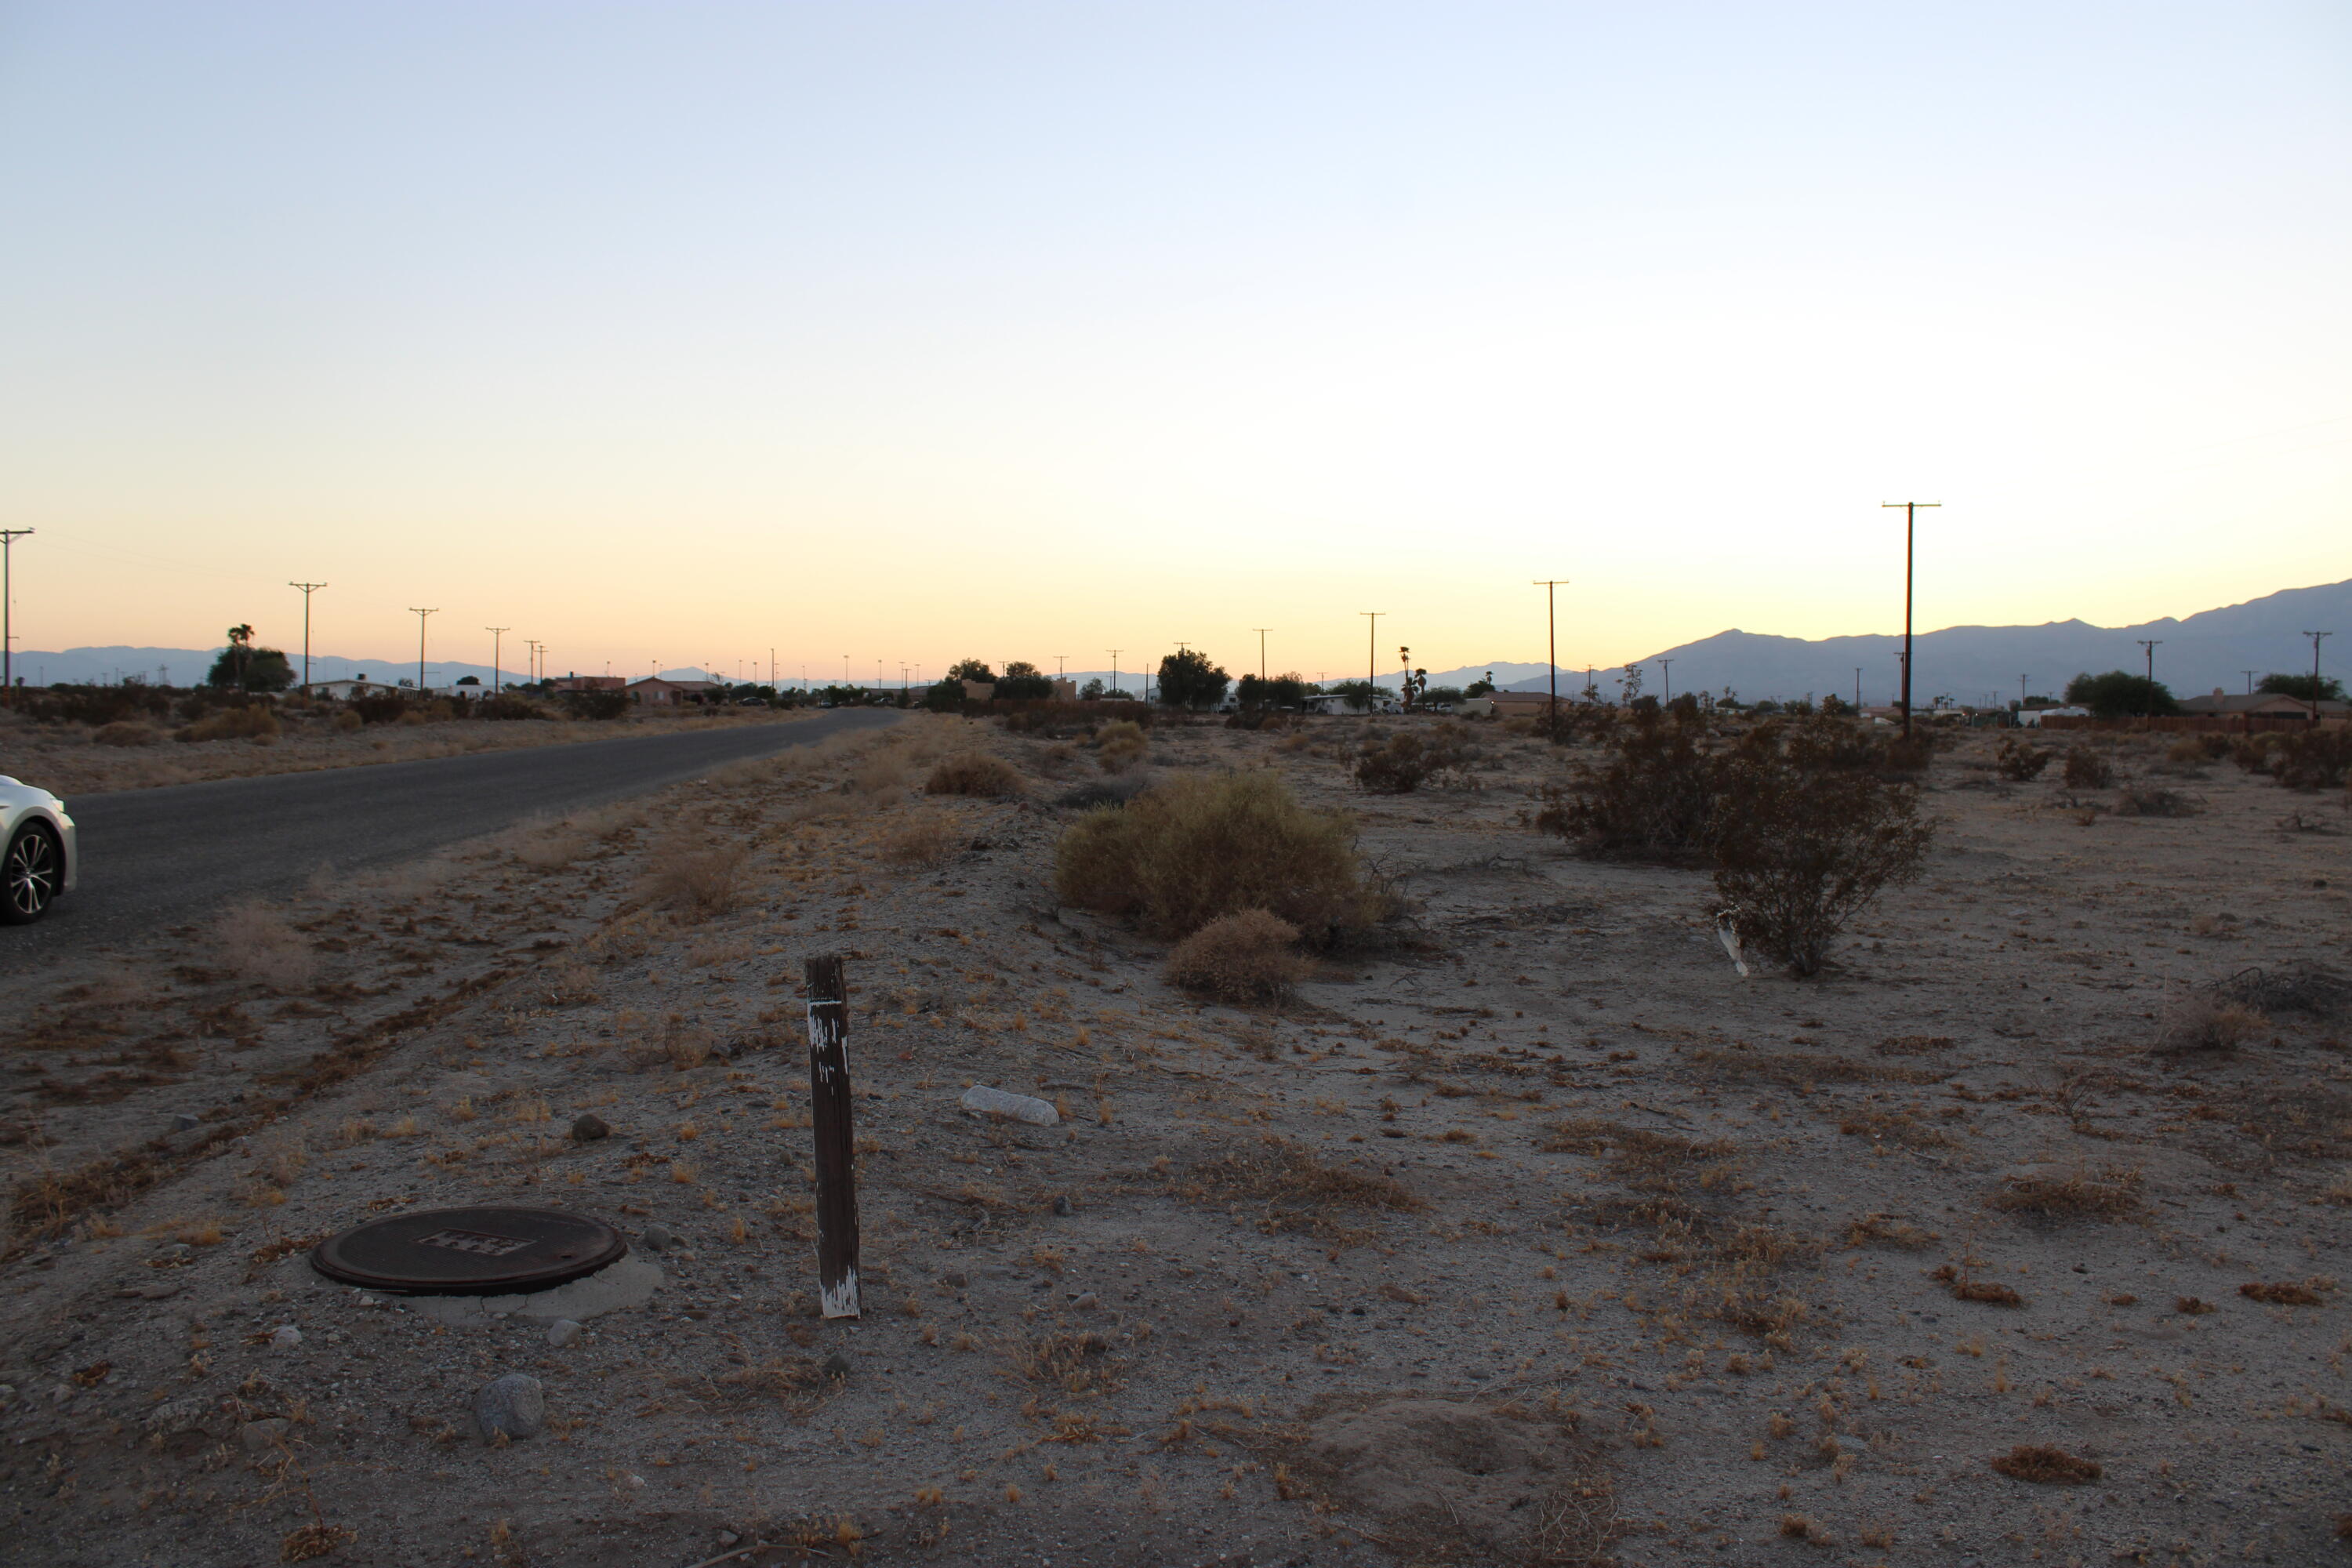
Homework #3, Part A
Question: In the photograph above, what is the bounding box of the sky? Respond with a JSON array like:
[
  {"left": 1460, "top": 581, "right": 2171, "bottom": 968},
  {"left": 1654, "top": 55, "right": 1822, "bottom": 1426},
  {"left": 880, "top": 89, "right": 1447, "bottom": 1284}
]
[{"left": 1, "top": 2, "right": 2347, "bottom": 686}]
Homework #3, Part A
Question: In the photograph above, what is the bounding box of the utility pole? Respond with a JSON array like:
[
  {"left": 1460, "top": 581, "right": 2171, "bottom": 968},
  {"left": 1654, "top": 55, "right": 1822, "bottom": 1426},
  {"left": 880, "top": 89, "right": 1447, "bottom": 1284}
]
[
  {"left": 0, "top": 528, "right": 31, "bottom": 706},
  {"left": 2243, "top": 669, "right": 2257, "bottom": 696},
  {"left": 1532, "top": 580, "right": 1567, "bottom": 729},
  {"left": 409, "top": 608, "right": 438, "bottom": 691},
  {"left": 2019, "top": 674, "right": 2027, "bottom": 710},
  {"left": 1882, "top": 503, "right": 1939, "bottom": 739},
  {"left": 1360, "top": 612, "right": 1383, "bottom": 713},
  {"left": 2136, "top": 639, "right": 2162, "bottom": 718},
  {"left": 1107, "top": 649, "right": 1120, "bottom": 699},
  {"left": 1251, "top": 628, "right": 1270, "bottom": 682},
  {"left": 2306, "top": 631, "right": 2334, "bottom": 724},
  {"left": 485, "top": 627, "right": 509, "bottom": 698},
  {"left": 1658, "top": 658, "right": 1674, "bottom": 706},
  {"left": 1855, "top": 667, "right": 1864, "bottom": 712},
  {"left": 289, "top": 581, "right": 328, "bottom": 691},
  {"left": 1054, "top": 655, "right": 1066, "bottom": 677}
]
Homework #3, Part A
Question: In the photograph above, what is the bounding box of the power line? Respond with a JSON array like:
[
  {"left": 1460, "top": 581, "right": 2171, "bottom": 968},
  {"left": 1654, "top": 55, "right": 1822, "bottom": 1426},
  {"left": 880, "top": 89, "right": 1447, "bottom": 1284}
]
[{"left": 289, "top": 582, "right": 328, "bottom": 691}]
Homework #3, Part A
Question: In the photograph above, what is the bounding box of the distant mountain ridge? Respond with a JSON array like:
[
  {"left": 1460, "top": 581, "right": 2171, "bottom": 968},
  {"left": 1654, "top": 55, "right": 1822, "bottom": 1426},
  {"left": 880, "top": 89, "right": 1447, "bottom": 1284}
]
[{"left": 1493, "top": 579, "right": 2352, "bottom": 706}]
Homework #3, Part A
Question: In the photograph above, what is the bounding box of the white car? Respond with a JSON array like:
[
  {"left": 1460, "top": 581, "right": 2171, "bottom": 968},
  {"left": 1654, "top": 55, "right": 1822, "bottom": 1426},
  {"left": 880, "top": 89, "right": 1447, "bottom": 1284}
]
[{"left": 0, "top": 775, "right": 76, "bottom": 924}]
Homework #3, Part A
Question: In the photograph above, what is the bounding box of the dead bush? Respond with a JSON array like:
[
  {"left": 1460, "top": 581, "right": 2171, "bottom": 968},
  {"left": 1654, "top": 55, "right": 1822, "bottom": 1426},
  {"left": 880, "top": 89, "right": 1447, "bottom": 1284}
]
[
  {"left": 1173, "top": 1134, "right": 1424, "bottom": 1241},
  {"left": 924, "top": 753, "right": 1023, "bottom": 797},
  {"left": 1534, "top": 710, "right": 1722, "bottom": 864},
  {"left": 2214, "top": 962, "right": 2349, "bottom": 1023},
  {"left": 2168, "top": 733, "right": 2232, "bottom": 763},
  {"left": 2155, "top": 989, "right": 2267, "bottom": 1054},
  {"left": 1352, "top": 724, "right": 1478, "bottom": 794},
  {"left": 1712, "top": 759, "right": 1933, "bottom": 978},
  {"left": 644, "top": 839, "right": 748, "bottom": 920},
  {"left": 1054, "top": 771, "right": 1382, "bottom": 943},
  {"left": 1094, "top": 720, "right": 1148, "bottom": 774},
  {"left": 2061, "top": 747, "right": 2112, "bottom": 789},
  {"left": 1990, "top": 1445, "right": 2101, "bottom": 1485},
  {"left": 2113, "top": 786, "right": 2200, "bottom": 817},
  {"left": 849, "top": 748, "right": 909, "bottom": 797},
  {"left": 216, "top": 902, "right": 318, "bottom": 992},
  {"left": 1988, "top": 1163, "right": 2144, "bottom": 1221},
  {"left": 2262, "top": 728, "right": 2352, "bottom": 791},
  {"left": 879, "top": 817, "right": 955, "bottom": 867},
  {"left": 2240, "top": 1279, "right": 2329, "bottom": 1306},
  {"left": 177, "top": 705, "right": 281, "bottom": 743},
  {"left": 92, "top": 720, "right": 160, "bottom": 747},
  {"left": 1163, "top": 909, "right": 1309, "bottom": 1004},
  {"left": 1009, "top": 1329, "right": 1124, "bottom": 1398},
  {"left": 1994, "top": 738, "right": 2051, "bottom": 780}
]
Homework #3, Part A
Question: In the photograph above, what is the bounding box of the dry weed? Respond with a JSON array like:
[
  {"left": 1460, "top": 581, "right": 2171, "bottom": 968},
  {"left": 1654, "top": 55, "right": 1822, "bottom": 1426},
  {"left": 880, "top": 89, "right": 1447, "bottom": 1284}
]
[
  {"left": 216, "top": 902, "right": 319, "bottom": 992},
  {"left": 1163, "top": 909, "right": 1309, "bottom": 1004},
  {"left": 879, "top": 817, "right": 955, "bottom": 867},
  {"left": 1990, "top": 1444, "right": 2101, "bottom": 1484},
  {"left": 925, "top": 753, "right": 1024, "bottom": 797},
  {"left": 2155, "top": 990, "right": 2267, "bottom": 1054},
  {"left": 643, "top": 838, "right": 748, "bottom": 920},
  {"left": 1988, "top": 1163, "right": 2144, "bottom": 1222}
]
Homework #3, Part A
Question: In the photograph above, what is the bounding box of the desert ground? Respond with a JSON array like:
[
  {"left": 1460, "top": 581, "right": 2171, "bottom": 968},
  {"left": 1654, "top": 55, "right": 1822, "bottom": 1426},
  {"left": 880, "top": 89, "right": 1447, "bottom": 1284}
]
[
  {"left": 0, "top": 699, "right": 817, "bottom": 797},
  {"left": 1, "top": 711, "right": 2347, "bottom": 1567}
]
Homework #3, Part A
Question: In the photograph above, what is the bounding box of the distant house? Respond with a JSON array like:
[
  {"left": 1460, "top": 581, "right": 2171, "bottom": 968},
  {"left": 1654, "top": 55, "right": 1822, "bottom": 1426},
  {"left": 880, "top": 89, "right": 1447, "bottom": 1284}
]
[
  {"left": 310, "top": 677, "right": 405, "bottom": 700},
  {"left": 2178, "top": 689, "right": 2350, "bottom": 720},
  {"left": 627, "top": 677, "right": 718, "bottom": 706},
  {"left": 549, "top": 674, "right": 625, "bottom": 694},
  {"left": 2016, "top": 706, "right": 2091, "bottom": 728}
]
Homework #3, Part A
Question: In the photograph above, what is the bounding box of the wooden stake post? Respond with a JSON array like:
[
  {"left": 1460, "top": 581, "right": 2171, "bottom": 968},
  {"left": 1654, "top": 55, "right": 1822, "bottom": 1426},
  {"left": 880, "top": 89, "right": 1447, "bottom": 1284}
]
[{"left": 803, "top": 953, "right": 861, "bottom": 1318}]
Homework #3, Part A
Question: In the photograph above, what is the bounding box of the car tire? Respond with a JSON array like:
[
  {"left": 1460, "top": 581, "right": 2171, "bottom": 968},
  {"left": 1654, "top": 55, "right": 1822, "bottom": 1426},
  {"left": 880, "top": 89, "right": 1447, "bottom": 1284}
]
[{"left": 2, "top": 822, "right": 63, "bottom": 925}]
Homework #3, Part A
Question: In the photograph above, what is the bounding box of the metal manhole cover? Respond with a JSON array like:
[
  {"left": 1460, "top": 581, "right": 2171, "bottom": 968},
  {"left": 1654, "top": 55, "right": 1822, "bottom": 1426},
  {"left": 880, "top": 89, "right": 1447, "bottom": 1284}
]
[{"left": 310, "top": 1206, "right": 628, "bottom": 1295}]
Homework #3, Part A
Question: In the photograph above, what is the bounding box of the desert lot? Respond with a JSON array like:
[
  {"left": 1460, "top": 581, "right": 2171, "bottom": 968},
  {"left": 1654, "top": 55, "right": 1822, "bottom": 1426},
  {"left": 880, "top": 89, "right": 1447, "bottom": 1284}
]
[{"left": 1, "top": 713, "right": 2347, "bottom": 1567}]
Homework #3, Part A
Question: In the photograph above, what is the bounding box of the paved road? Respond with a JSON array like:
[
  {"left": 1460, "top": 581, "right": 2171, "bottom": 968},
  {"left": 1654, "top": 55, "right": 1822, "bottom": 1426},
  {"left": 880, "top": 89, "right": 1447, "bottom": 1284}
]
[{"left": 1, "top": 709, "right": 899, "bottom": 972}]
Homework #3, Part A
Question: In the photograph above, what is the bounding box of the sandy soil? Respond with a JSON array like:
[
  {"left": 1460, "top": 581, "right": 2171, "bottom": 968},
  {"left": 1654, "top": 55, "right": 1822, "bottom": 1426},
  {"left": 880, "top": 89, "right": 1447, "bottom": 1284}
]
[
  {"left": 0, "top": 703, "right": 818, "bottom": 797},
  {"left": 1, "top": 713, "right": 2348, "bottom": 1566}
]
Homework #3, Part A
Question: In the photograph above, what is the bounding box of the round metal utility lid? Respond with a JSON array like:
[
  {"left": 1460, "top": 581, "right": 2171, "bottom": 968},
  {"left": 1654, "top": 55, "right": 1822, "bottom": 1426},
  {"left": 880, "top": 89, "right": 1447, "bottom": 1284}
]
[{"left": 310, "top": 1206, "right": 628, "bottom": 1295}]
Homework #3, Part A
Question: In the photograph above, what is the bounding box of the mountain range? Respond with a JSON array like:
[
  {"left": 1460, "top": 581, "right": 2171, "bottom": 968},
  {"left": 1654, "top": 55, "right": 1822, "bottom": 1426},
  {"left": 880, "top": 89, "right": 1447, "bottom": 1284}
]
[{"left": 11, "top": 578, "right": 2346, "bottom": 705}]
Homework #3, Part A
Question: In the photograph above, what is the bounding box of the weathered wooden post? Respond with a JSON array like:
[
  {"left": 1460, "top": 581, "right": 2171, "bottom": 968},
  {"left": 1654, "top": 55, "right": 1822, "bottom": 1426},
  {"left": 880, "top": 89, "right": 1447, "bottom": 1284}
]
[{"left": 804, "top": 953, "right": 861, "bottom": 1318}]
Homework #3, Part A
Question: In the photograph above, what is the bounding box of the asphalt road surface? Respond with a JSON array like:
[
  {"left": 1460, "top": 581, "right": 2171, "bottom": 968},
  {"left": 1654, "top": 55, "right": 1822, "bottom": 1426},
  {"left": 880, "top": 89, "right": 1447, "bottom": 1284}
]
[{"left": 0, "top": 708, "right": 898, "bottom": 974}]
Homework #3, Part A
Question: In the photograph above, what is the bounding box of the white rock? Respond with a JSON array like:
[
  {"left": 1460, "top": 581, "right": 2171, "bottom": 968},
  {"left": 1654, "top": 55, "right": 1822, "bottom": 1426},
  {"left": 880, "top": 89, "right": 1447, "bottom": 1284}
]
[
  {"left": 960, "top": 1085, "right": 1060, "bottom": 1126},
  {"left": 546, "top": 1319, "right": 582, "bottom": 1348},
  {"left": 269, "top": 1325, "right": 302, "bottom": 1351}
]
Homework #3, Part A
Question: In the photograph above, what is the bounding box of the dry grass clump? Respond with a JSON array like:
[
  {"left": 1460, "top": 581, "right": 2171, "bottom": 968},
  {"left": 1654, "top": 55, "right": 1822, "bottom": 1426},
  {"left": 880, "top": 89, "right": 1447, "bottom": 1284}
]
[
  {"left": 2154, "top": 989, "right": 2268, "bottom": 1054},
  {"left": 1094, "top": 720, "right": 1148, "bottom": 774},
  {"left": 644, "top": 838, "right": 748, "bottom": 920},
  {"left": 1163, "top": 909, "right": 1308, "bottom": 1004},
  {"left": 1991, "top": 1445, "right": 2101, "bottom": 1485},
  {"left": 924, "top": 753, "right": 1023, "bottom": 797},
  {"left": 1010, "top": 1329, "right": 1124, "bottom": 1397},
  {"left": 1173, "top": 1135, "right": 1422, "bottom": 1241},
  {"left": 2240, "top": 1279, "right": 2329, "bottom": 1306},
  {"left": 2214, "top": 962, "right": 2349, "bottom": 1023},
  {"left": 1054, "top": 771, "right": 1384, "bottom": 943},
  {"left": 2061, "top": 747, "right": 2113, "bottom": 789},
  {"left": 878, "top": 816, "right": 955, "bottom": 867},
  {"left": 178, "top": 704, "right": 281, "bottom": 743},
  {"left": 1988, "top": 1163, "right": 2145, "bottom": 1222},
  {"left": 1929, "top": 1264, "right": 2024, "bottom": 1306},
  {"left": 1846, "top": 1214, "right": 1940, "bottom": 1250},
  {"left": 91, "top": 720, "right": 160, "bottom": 747},
  {"left": 2113, "top": 786, "right": 2201, "bottom": 817},
  {"left": 1994, "top": 738, "right": 2051, "bottom": 780},
  {"left": 216, "top": 902, "right": 318, "bottom": 991}
]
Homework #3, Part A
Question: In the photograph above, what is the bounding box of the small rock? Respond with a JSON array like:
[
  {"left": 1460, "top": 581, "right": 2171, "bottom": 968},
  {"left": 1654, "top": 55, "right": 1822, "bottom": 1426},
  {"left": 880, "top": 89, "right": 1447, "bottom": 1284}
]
[
  {"left": 239, "top": 1417, "right": 292, "bottom": 1453},
  {"left": 1051, "top": 1195, "right": 1073, "bottom": 1216},
  {"left": 154, "top": 1241, "right": 194, "bottom": 1264},
  {"left": 640, "top": 1224, "right": 674, "bottom": 1254},
  {"left": 1070, "top": 1293, "right": 1100, "bottom": 1312},
  {"left": 960, "top": 1085, "right": 1059, "bottom": 1126},
  {"left": 172, "top": 1112, "right": 201, "bottom": 1131},
  {"left": 941, "top": 1270, "right": 967, "bottom": 1289},
  {"left": 569, "top": 1113, "right": 610, "bottom": 1142},
  {"left": 545, "top": 1319, "right": 582, "bottom": 1348},
  {"left": 473, "top": 1374, "right": 546, "bottom": 1441},
  {"left": 143, "top": 1396, "right": 216, "bottom": 1438},
  {"left": 822, "top": 1352, "right": 852, "bottom": 1380},
  {"left": 269, "top": 1325, "right": 302, "bottom": 1351},
  {"left": 716, "top": 1532, "right": 741, "bottom": 1549}
]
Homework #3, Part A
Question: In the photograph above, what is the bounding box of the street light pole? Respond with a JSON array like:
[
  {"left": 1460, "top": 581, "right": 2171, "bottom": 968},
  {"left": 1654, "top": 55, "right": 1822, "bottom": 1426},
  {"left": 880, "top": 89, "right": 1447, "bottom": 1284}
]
[{"left": 1882, "top": 503, "right": 1940, "bottom": 739}]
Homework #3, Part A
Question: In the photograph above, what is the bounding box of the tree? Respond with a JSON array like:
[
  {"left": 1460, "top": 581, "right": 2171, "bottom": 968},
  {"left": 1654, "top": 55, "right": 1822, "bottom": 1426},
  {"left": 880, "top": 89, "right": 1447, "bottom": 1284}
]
[
  {"left": 205, "top": 625, "right": 294, "bottom": 692},
  {"left": 1617, "top": 663, "right": 1643, "bottom": 706},
  {"left": 1422, "top": 685, "right": 1465, "bottom": 706},
  {"left": 923, "top": 678, "right": 967, "bottom": 712},
  {"left": 1465, "top": 673, "right": 1497, "bottom": 699},
  {"left": 1080, "top": 677, "right": 1105, "bottom": 701},
  {"left": 1156, "top": 648, "right": 1230, "bottom": 710},
  {"left": 2256, "top": 672, "right": 2347, "bottom": 702},
  {"left": 1818, "top": 693, "right": 1853, "bottom": 717},
  {"left": 996, "top": 660, "right": 1054, "bottom": 700},
  {"left": 1326, "top": 678, "right": 1382, "bottom": 712},
  {"left": 2064, "top": 670, "right": 2178, "bottom": 719},
  {"left": 1236, "top": 672, "right": 1309, "bottom": 710},
  {"left": 947, "top": 659, "right": 996, "bottom": 684}
]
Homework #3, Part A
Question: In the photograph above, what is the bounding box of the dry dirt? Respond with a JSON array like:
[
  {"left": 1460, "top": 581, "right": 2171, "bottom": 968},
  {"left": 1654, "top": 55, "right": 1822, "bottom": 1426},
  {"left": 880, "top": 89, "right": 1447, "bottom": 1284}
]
[
  {"left": 2, "top": 713, "right": 2348, "bottom": 1566},
  {"left": 0, "top": 702, "right": 815, "bottom": 796}
]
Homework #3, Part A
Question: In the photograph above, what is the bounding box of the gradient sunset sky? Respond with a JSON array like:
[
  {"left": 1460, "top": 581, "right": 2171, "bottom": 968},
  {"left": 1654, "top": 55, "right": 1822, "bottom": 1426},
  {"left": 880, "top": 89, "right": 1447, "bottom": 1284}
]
[{"left": 2, "top": 2, "right": 2346, "bottom": 684}]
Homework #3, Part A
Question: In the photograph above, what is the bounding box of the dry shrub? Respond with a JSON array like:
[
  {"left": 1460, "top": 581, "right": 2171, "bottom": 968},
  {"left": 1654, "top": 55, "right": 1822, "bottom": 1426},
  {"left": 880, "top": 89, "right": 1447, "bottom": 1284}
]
[
  {"left": 644, "top": 838, "right": 747, "bottom": 920},
  {"left": 878, "top": 817, "right": 954, "bottom": 867},
  {"left": 1173, "top": 1135, "right": 1422, "bottom": 1242},
  {"left": 513, "top": 827, "right": 590, "bottom": 870},
  {"left": 1094, "top": 720, "right": 1148, "bottom": 774},
  {"left": 1989, "top": 1163, "right": 2144, "bottom": 1221},
  {"left": 1846, "top": 1214, "right": 1939, "bottom": 1250},
  {"left": 1352, "top": 724, "right": 1478, "bottom": 794},
  {"left": 92, "top": 720, "right": 159, "bottom": 747},
  {"left": 178, "top": 704, "right": 281, "bottom": 743},
  {"left": 1010, "top": 1329, "right": 1124, "bottom": 1397},
  {"left": 1929, "top": 1265, "right": 2024, "bottom": 1306},
  {"left": 1054, "top": 771, "right": 1381, "bottom": 943},
  {"left": 1534, "top": 711, "right": 1720, "bottom": 863},
  {"left": 2214, "top": 962, "right": 2350, "bottom": 1023},
  {"left": 1163, "top": 909, "right": 1308, "bottom": 1004},
  {"left": 2247, "top": 728, "right": 2352, "bottom": 791},
  {"left": 1713, "top": 760, "right": 1933, "bottom": 977},
  {"left": 2114, "top": 786, "right": 2200, "bottom": 817},
  {"left": 2240, "top": 1279, "right": 2328, "bottom": 1306},
  {"left": 2061, "top": 747, "right": 2112, "bottom": 789},
  {"left": 1990, "top": 1445, "right": 2100, "bottom": 1485},
  {"left": 1994, "top": 738, "right": 2051, "bottom": 780},
  {"left": 850, "top": 747, "right": 909, "bottom": 797},
  {"left": 216, "top": 902, "right": 318, "bottom": 991},
  {"left": 924, "top": 753, "right": 1023, "bottom": 797},
  {"left": 2155, "top": 989, "right": 2267, "bottom": 1054},
  {"left": 2168, "top": 734, "right": 2230, "bottom": 763}
]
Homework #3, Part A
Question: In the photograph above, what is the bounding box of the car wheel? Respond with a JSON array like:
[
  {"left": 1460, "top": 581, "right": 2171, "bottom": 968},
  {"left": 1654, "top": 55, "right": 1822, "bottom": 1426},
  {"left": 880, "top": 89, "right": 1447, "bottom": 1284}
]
[{"left": 2, "top": 822, "right": 62, "bottom": 925}]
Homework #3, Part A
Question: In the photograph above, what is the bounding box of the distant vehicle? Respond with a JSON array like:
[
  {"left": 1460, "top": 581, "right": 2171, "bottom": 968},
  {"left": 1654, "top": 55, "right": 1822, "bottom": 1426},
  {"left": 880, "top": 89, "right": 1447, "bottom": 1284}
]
[{"left": 0, "top": 775, "right": 77, "bottom": 924}]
